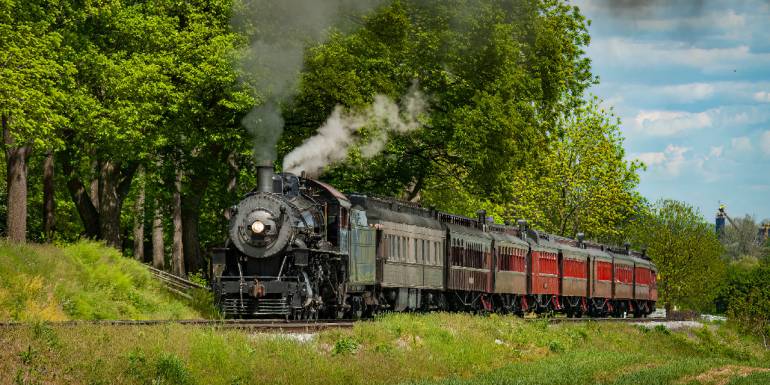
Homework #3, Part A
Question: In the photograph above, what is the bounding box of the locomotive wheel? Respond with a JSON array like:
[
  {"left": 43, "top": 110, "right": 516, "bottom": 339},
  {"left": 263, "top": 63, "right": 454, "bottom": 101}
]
[{"left": 308, "top": 307, "right": 319, "bottom": 321}]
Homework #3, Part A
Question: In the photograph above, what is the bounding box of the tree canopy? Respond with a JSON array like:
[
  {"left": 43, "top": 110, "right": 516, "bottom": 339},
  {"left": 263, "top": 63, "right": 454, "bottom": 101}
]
[
  {"left": 282, "top": 0, "right": 594, "bottom": 199},
  {"left": 628, "top": 199, "right": 726, "bottom": 311}
]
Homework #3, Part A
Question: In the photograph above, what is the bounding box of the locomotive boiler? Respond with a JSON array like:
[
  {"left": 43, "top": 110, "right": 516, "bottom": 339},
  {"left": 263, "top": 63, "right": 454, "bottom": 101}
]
[{"left": 211, "top": 163, "right": 354, "bottom": 319}]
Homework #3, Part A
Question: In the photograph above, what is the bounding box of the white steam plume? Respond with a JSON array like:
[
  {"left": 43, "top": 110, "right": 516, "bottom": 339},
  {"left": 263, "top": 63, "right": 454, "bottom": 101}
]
[
  {"left": 233, "top": 0, "right": 384, "bottom": 163},
  {"left": 282, "top": 84, "right": 427, "bottom": 176}
]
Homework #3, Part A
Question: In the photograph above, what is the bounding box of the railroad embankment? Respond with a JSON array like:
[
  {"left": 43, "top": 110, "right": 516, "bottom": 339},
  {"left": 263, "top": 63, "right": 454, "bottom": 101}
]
[
  {"left": 0, "top": 240, "right": 201, "bottom": 321},
  {"left": 3, "top": 313, "right": 770, "bottom": 385}
]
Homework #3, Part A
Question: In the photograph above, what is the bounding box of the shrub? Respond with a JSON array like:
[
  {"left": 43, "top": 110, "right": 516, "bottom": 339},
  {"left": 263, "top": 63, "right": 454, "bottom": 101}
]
[
  {"left": 332, "top": 337, "right": 360, "bottom": 355},
  {"left": 726, "top": 264, "right": 770, "bottom": 347}
]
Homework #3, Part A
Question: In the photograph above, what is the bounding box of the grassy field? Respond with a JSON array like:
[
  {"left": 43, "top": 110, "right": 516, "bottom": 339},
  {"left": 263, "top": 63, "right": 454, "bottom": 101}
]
[
  {"left": 2, "top": 313, "right": 769, "bottom": 385},
  {"left": 0, "top": 241, "right": 202, "bottom": 320},
  {"left": 1, "top": 242, "right": 768, "bottom": 384}
]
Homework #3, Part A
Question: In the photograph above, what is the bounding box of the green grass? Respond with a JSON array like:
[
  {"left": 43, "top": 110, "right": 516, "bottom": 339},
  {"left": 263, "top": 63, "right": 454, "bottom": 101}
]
[
  {"left": 0, "top": 240, "right": 201, "bottom": 321},
  {"left": 2, "top": 313, "right": 769, "bottom": 385}
]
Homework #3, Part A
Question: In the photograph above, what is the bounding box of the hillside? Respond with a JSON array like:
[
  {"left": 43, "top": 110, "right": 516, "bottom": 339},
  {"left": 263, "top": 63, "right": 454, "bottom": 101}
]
[
  {"left": 2, "top": 313, "right": 770, "bottom": 385},
  {"left": 0, "top": 241, "right": 201, "bottom": 321}
]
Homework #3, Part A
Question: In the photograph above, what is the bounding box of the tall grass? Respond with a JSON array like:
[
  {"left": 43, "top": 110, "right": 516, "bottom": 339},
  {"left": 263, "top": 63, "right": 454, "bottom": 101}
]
[
  {"left": 0, "top": 240, "right": 200, "bottom": 321},
  {"left": 1, "top": 313, "right": 769, "bottom": 385}
]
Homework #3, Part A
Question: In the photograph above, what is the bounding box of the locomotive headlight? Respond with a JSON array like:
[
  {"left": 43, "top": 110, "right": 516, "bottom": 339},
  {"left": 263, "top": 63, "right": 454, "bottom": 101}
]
[{"left": 250, "top": 220, "right": 265, "bottom": 234}]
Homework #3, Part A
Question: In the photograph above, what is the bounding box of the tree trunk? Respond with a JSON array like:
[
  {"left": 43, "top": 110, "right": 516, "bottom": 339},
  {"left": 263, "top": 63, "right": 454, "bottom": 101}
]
[
  {"left": 3, "top": 115, "right": 31, "bottom": 243},
  {"left": 152, "top": 200, "right": 165, "bottom": 269},
  {"left": 98, "top": 160, "right": 122, "bottom": 248},
  {"left": 132, "top": 166, "right": 145, "bottom": 261},
  {"left": 182, "top": 172, "right": 209, "bottom": 275},
  {"left": 95, "top": 160, "right": 138, "bottom": 248},
  {"left": 65, "top": 177, "right": 100, "bottom": 239},
  {"left": 171, "top": 169, "right": 185, "bottom": 277},
  {"left": 226, "top": 151, "right": 239, "bottom": 194},
  {"left": 90, "top": 160, "right": 100, "bottom": 212},
  {"left": 43, "top": 151, "right": 55, "bottom": 242}
]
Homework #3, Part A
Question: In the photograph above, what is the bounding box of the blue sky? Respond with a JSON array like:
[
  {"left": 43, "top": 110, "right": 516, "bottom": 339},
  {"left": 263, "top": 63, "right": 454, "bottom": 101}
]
[{"left": 572, "top": 0, "right": 770, "bottom": 222}]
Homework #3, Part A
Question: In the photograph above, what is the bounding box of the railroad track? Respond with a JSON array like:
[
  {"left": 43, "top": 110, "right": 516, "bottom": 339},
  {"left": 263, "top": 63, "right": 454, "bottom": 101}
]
[
  {"left": 145, "top": 265, "right": 207, "bottom": 299},
  {"left": 0, "top": 316, "right": 674, "bottom": 332},
  {"left": 0, "top": 319, "right": 355, "bottom": 332}
]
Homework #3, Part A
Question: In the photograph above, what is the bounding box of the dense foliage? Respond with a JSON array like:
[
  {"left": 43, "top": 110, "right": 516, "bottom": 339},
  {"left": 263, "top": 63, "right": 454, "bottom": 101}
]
[
  {"left": 628, "top": 200, "right": 726, "bottom": 312},
  {"left": 716, "top": 245, "right": 770, "bottom": 345}
]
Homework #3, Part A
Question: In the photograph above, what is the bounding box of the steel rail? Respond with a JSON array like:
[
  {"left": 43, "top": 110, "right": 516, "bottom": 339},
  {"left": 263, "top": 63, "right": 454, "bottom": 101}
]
[
  {"left": 0, "top": 317, "right": 675, "bottom": 331},
  {"left": 0, "top": 319, "right": 355, "bottom": 332}
]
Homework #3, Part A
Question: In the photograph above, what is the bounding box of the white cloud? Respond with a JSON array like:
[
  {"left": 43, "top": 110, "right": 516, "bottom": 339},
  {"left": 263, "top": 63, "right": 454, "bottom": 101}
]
[
  {"left": 597, "top": 81, "right": 770, "bottom": 107},
  {"left": 633, "top": 110, "right": 712, "bottom": 136},
  {"left": 635, "top": 151, "right": 666, "bottom": 166},
  {"left": 589, "top": 38, "right": 770, "bottom": 73},
  {"left": 659, "top": 83, "right": 715, "bottom": 102},
  {"left": 709, "top": 146, "right": 724, "bottom": 158},
  {"left": 760, "top": 131, "right": 770, "bottom": 156},
  {"left": 662, "top": 145, "right": 689, "bottom": 176},
  {"left": 634, "top": 144, "right": 690, "bottom": 177},
  {"left": 754, "top": 91, "right": 770, "bottom": 103},
  {"left": 731, "top": 136, "right": 753, "bottom": 152}
]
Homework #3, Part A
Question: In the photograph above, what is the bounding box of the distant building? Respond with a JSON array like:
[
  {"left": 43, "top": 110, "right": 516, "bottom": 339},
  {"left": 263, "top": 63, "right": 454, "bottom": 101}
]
[
  {"left": 715, "top": 205, "right": 727, "bottom": 236},
  {"left": 759, "top": 221, "right": 770, "bottom": 243}
]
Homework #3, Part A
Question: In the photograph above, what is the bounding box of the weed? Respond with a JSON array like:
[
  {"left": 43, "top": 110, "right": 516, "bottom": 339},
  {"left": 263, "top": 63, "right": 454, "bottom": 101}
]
[
  {"left": 548, "top": 340, "right": 565, "bottom": 353},
  {"left": 654, "top": 324, "right": 671, "bottom": 335},
  {"left": 332, "top": 337, "right": 360, "bottom": 355},
  {"left": 18, "top": 345, "right": 35, "bottom": 366},
  {"left": 188, "top": 271, "right": 209, "bottom": 287},
  {"left": 155, "top": 353, "right": 193, "bottom": 385},
  {"left": 190, "top": 288, "right": 220, "bottom": 319},
  {"left": 31, "top": 321, "right": 59, "bottom": 349}
]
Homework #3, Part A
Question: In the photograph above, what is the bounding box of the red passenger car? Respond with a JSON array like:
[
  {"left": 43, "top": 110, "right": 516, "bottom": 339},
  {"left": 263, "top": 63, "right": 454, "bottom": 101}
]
[
  {"left": 488, "top": 224, "right": 529, "bottom": 313},
  {"left": 554, "top": 236, "right": 589, "bottom": 317},
  {"left": 526, "top": 231, "right": 561, "bottom": 312}
]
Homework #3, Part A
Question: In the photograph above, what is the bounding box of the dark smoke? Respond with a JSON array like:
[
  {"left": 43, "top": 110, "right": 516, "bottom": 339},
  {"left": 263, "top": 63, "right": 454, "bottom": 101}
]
[
  {"left": 596, "top": 0, "right": 705, "bottom": 18},
  {"left": 233, "top": 0, "right": 384, "bottom": 164}
]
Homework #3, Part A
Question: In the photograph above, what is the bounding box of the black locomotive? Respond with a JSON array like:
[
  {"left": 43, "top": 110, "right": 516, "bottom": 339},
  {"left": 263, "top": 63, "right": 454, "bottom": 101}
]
[{"left": 211, "top": 165, "right": 658, "bottom": 319}]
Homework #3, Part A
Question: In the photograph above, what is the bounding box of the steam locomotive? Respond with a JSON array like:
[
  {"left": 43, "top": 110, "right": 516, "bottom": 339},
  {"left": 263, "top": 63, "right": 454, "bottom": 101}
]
[{"left": 211, "top": 164, "right": 657, "bottom": 319}]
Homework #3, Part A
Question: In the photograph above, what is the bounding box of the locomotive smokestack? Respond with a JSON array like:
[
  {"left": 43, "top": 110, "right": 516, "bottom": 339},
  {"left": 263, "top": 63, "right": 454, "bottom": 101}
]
[{"left": 257, "top": 161, "right": 274, "bottom": 193}]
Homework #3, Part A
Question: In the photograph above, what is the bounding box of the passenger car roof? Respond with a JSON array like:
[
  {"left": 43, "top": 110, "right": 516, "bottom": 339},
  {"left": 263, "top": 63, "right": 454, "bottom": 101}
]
[{"left": 349, "top": 194, "right": 443, "bottom": 230}]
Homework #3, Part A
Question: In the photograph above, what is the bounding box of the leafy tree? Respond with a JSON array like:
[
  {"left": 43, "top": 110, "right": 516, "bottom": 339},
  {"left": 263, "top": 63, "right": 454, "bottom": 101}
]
[
  {"left": 59, "top": 1, "right": 177, "bottom": 247},
  {"left": 628, "top": 199, "right": 726, "bottom": 312},
  {"left": 160, "top": 0, "right": 255, "bottom": 273},
  {"left": 724, "top": 262, "right": 770, "bottom": 347},
  {"left": 0, "top": 0, "right": 69, "bottom": 242},
  {"left": 721, "top": 214, "right": 765, "bottom": 261},
  {"left": 282, "top": 0, "right": 594, "bottom": 204},
  {"left": 423, "top": 99, "right": 643, "bottom": 240}
]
